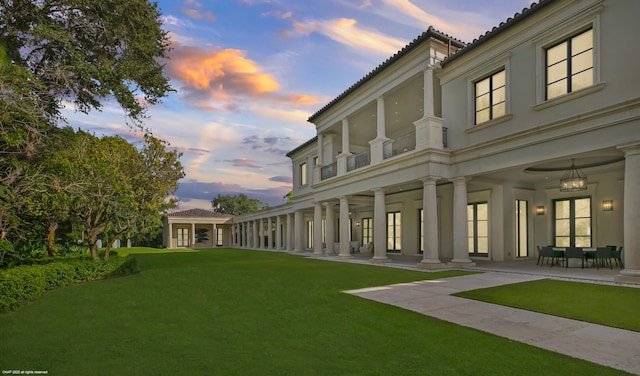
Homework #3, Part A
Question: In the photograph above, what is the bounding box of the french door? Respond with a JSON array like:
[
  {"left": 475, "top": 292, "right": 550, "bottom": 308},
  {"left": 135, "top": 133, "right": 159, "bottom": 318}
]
[{"left": 554, "top": 197, "right": 591, "bottom": 247}]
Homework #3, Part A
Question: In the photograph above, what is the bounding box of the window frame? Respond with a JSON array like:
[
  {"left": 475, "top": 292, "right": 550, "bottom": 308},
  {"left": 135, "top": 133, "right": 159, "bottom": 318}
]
[
  {"left": 474, "top": 68, "right": 507, "bottom": 125},
  {"left": 299, "top": 161, "right": 307, "bottom": 186},
  {"left": 533, "top": 7, "right": 602, "bottom": 110},
  {"left": 361, "top": 217, "right": 372, "bottom": 245},
  {"left": 386, "top": 211, "right": 401, "bottom": 252},
  {"left": 544, "top": 28, "right": 594, "bottom": 101},
  {"left": 553, "top": 196, "right": 592, "bottom": 248},
  {"left": 467, "top": 202, "right": 489, "bottom": 257},
  {"left": 465, "top": 52, "right": 512, "bottom": 130}
]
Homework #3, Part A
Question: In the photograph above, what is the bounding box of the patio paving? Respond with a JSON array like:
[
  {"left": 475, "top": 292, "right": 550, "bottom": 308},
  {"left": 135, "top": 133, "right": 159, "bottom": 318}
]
[{"left": 307, "top": 252, "right": 640, "bottom": 375}]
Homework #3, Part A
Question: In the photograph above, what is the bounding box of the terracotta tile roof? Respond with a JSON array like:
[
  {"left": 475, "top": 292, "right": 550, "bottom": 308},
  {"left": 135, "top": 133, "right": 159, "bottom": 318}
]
[
  {"left": 166, "top": 208, "right": 232, "bottom": 218},
  {"left": 307, "top": 27, "right": 465, "bottom": 123},
  {"left": 441, "top": 0, "right": 557, "bottom": 67},
  {"left": 286, "top": 136, "right": 318, "bottom": 158}
]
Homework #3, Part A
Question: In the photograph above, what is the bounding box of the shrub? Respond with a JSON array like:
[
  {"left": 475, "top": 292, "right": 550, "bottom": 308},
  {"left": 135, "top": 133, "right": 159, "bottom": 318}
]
[{"left": 0, "top": 256, "right": 138, "bottom": 313}]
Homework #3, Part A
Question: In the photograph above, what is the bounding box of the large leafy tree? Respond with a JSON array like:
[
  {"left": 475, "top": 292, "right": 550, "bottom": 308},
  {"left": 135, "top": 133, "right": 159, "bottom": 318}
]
[
  {"left": 0, "top": 45, "right": 51, "bottom": 241},
  {"left": 212, "top": 194, "right": 268, "bottom": 216},
  {"left": 0, "top": 0, "right": 174, "bottom": 245},
  {"left": 51, "top": 130, "right": 183, "bottom": 261},
  {"left": 0, "top": 0, "right": 172, "bottom": 121}
]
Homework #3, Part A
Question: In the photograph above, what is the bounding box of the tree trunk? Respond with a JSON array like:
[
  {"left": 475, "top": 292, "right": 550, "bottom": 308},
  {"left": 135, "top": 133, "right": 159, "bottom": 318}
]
[
  {"left": 86, "top": 231, "right": 100, "bottom": 261},
  {"left": 46, "top": 220, "right": 58, "bottom": 256}
]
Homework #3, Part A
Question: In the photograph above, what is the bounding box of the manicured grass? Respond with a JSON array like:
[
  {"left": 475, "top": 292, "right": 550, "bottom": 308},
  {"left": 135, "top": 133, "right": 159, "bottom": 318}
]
[
  {"left": 0, "top": 249, "right": 628, "bottom": 375},
  {"left": 113, "top": 246, "right": 198, "bottom": 257},
  {"left": 454, "top": 279, "right": 640, "bottom": 332}
]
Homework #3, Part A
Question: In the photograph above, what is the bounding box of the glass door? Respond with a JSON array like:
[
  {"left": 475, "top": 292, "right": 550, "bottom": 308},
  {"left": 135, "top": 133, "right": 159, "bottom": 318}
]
[
  {"left": 554, "top": 197, "right": 591, "bottom": 247},
  {"left": 516, "top": 200, "right": 529, "bottom": 257}
]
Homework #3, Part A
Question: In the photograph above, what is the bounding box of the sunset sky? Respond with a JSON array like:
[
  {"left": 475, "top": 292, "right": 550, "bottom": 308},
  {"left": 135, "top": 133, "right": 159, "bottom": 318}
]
[{"left": 63, "top": 0, "right": 531, "bottom": 210}]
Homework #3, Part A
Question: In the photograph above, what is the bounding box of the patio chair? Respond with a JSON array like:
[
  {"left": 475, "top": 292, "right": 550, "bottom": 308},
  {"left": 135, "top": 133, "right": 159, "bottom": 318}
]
[
  {"left": 359, "top": 242, "right": 373, "bottom": 254},
  {"left": 594, "top": 247, "right": 613, "bottom": 270},
  {"left": 608, "top": 245, "right": 624, "bottom": 269},
  {"left": 537, "top": 246, "right": 555, "bottom": 266},
  {"left": 564, "top": 247, "right": 584, "bottom": 269}
]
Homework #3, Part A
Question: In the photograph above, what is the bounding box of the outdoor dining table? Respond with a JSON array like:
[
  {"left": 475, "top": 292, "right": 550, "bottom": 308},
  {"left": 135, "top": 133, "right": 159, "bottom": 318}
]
[{"left": 551, "top": 247, "right": 596, "bottom": 267}]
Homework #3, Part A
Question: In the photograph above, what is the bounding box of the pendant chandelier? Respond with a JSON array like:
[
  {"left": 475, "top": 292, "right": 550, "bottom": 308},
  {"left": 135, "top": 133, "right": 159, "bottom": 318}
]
[{"left": 560, "top": 159, "right": 587, "bottom": 192}]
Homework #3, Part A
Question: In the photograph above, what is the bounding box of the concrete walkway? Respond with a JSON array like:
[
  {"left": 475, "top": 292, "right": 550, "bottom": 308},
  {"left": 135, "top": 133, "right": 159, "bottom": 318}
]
[{"left": 344, "top": 271, "right": 640, "bottom": 375}]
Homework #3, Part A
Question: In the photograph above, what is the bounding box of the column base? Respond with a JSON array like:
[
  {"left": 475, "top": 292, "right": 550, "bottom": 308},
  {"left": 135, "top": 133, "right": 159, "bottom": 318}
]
[
  {"left": 369, "top": 256, "right": 390, "bottom": 264},
  {"left": 447, "top": 259, "right": 476, "bottom": 268},
  {"left": 312, "top": 250, "right": 324, "bottom": 256},
  {"left": 337, "top": 254, "right": 353, "bottom": 260},
  {"left": 615, "top": 269, "right": 640, "bottom": 284},
  {"left": 417, "top": 259, "right": 447, "bottom": 269}
]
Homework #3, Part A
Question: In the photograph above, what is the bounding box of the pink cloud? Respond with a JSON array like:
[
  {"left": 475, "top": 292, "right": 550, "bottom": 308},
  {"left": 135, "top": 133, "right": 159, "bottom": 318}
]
[{"left": 166, "top": 42, "right": 322, "bottom": 112}]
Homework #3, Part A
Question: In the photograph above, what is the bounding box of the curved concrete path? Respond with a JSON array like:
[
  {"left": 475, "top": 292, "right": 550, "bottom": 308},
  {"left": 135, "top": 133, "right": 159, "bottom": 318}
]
[{"left": 344, "top": 272, "right": 640, "bottom": 375}]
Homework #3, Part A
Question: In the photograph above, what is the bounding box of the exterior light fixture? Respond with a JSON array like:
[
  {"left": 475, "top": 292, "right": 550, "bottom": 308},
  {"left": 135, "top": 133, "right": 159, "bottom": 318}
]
[
  {"left": 355, "top": 220, "right": 360, "bottom": 227},
  {"left": 560, "top": 159, "right": 587, "bottom": 192},
  {"left": 535, "top": 206, "right": 546, "bottom": 215},
  {"left": 602, "top": 200, "right": 613, "bottom": 211}
]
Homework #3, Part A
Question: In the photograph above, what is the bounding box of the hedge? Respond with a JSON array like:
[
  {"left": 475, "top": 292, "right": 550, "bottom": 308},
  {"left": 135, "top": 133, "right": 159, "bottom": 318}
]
[{"left": 0, "top": 256, "right": 137, "bottom": 313}]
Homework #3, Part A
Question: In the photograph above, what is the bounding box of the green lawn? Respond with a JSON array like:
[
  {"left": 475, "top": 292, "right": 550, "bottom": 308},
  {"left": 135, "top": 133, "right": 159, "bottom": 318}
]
[
  {"left": 0, "top": 249, "right": 630, "bottom": 375},
  {"left": 454, "top": 278, "right": 640, "bottom": 332},
  {"left": 113, "top": 246, "right": 198, "bottom": 257}
]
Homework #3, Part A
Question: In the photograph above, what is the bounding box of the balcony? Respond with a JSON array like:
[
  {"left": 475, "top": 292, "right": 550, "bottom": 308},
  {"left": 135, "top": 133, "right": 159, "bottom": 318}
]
[
  {"left": 321, "top": 161, "right": 337, "bottom": 180},
  {"left": 347, "top": 149, "right": 370, "bottom": 172},
  {"left": 383, "top": 131, "right": 416, "bottom": 159}
]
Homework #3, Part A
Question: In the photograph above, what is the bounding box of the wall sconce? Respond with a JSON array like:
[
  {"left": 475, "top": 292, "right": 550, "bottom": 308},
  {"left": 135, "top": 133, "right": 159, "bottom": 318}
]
[
  {"left": 535, "top": 206, "right": 546, "bottom": 215},
  {"left": 355, "top": 220, "right": 360, "bottom": 227},
  {"left": 602, "top": 200, "right": 613, "bottom": 211}
]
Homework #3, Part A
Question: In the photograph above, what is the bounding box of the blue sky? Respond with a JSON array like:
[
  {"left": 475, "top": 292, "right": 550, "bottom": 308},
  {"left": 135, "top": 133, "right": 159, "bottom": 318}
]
[{"left": 63, "top": 0, "right": 530, "bottom": 209}]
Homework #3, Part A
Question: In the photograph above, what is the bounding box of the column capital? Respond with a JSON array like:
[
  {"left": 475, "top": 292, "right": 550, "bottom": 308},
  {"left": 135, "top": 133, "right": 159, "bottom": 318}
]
[
  {"left": 420, "top": 176, "right": 440, "bottom": 185},
  {"left": 371, "top": 187, "right": 386, "bottom": 194},
  {"left": 451, "top": 176, "right": 471, "bottom": 185}
]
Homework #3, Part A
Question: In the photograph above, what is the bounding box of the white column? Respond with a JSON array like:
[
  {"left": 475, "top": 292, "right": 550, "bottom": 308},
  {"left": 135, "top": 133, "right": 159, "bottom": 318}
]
[
  {"left": 243, "top": 222, "right": 248, "bottom": 247},
  {"left": 419, "top": 177, "right": 445, "bottom": 268},
  {"left": 313, "top": 202, "right": 324, "bottom": 256},
  {"left": 341, "top": 119, "right": 350, "bottom": 156},
  {"left": 294, "top": 210, "right": 304, "bottom": 252},
  {"left": 253, "top": 220, "right": 258, "bottom": 249},
  {"left": 448, "top": 177, "right": 475, "bottom": 267},
  {"left": 370, "top": 188, "right": 389, "bottom": 263},
  {"left": 414, "top": 67, "right": 444, "bottom": 151},
  {"left": 267, "top": 217, "right": 273, "bottom": 249},
  {"left": 423, "top": 67, "right": 435, "bottom": 117},
  {"left": 338, "top": 196, "right": 351, "bottom": 258},
  {"left": 191, "top": 223, "right": 196, "bottom": 247},
  {"left": 258, "top": 219, "right": 264, "bottom": 249},
  {"left": 370, "top": 96, "right": 389, "bottom": 164},
  {"left": 617, "top": 143, "right": 640, "bottom": 283},
  {"left": 167, "top": 222, "right": 173, "bottom": 249},
  {"left": 286, "top": 213, "right": 293, "bottom": 252},
  {"left": 276, "top": 215, "right": 282, "bottom": 249},
  {"left": 244, "top": 222, "right": 250, "bottom": 248},
  {"left": 324, "top": 202, "right": 335, "bottom": 255},
  {"left": 314, "top": 134, "right": 324, "bottom": 184},
  {"left": 337, "top": 119, "right": 351, "bottom": 175},
  {"left": 212, "top": 224, "right": 217, "bottom": 247}
]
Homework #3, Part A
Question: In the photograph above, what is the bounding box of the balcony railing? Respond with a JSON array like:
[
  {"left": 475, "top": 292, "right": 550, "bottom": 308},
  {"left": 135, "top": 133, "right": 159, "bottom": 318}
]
[
  {"left": 321, "top": 161, "right": 337, "bottom": 180},
  {"left": 347, "top": 149, "right": 370, "bottom": 172},
  {"left": 383, "top": 130, "right": 416, "bottom": 159}
]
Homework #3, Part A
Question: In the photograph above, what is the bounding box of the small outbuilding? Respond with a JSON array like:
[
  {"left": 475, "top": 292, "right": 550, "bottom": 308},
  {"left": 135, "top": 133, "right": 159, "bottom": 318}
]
[{"left": 163, "top": 208, "right": 233, "bottom": 249}]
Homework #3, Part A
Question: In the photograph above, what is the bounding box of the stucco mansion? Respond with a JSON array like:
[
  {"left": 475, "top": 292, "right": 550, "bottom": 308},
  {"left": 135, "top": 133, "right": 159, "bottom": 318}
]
[{"left": 164, "top": 0, "right": 640, "bottom": 284}]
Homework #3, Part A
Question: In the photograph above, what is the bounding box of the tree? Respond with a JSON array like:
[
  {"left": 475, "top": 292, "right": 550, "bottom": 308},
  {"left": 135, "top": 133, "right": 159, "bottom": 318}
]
[
  {"left": 211, "top": 194, "right": 267, "bottom": 216},
  {"left": 0, "top": 0, "right": 172, "bottom": 122},
  {"left": 50, "top": 130, "right": 183, "bottom": 261},
  {"left": 0, "top": 45, "right": 52, "bottom": 242},
  {"left": 0, "top": 0, "right": 174, "bottom": 245}
]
